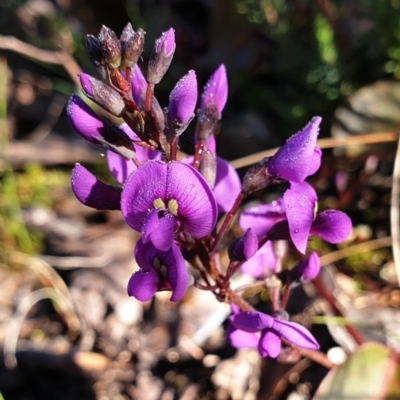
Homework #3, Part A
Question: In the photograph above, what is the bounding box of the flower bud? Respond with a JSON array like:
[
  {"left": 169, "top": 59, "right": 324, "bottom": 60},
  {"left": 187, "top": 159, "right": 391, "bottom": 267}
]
[
  {"left": 241, "top": 157, "right": 273, "bottom": 195},
  {"left": 228, "top": 228, "right": 258, "bottom": 262},
  {"left": 288, "top": 252, "right": 321, "bottom": 282},
  {"left": 195, "top": 103, "right": 219, "bottom": 142},
  {"left": 85, "top": 34, "right": 107, "bottom": 79},
  {"left": 79, "top": 73, "right": 126, "bottom": 117},
  {"left": 121, "top": 28, "right": 145, "bottom": 69},
  {"left": 98, "top": 25, "right": 122, "bottom": 69},
  {"left": 201, "top": 64, "right": 228, "bottom": 118},
  {"left": 120, "top": 22, "right": 135, "bottom": 44},
  {"left": 147, "top": 28, "right": 175, "bottom": 84}
]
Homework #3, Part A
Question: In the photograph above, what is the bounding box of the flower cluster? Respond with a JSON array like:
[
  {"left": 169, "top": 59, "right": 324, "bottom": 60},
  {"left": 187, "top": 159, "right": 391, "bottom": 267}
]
[{"left": 68, "top": 23, "right": 352, "bottom": 360}]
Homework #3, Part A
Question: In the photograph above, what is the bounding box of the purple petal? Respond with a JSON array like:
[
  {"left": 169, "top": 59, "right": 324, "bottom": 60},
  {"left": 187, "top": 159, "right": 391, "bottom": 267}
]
[
  {"left": 240, "top": 200, "right": 286, "bottom": 239},
  {"left": 163, "top": 162, "right": 217, "bottom": 238},
  {"left": 283, "top": 182, "right": 317, "bottom": 254},
  {"left": 227, "top": 325, "right": 259, "bottom": 349},
  {"left": 272, "top": 319, "right": 319, "bottom": 350},
  {"left": 213, "top": 157, "right": 242, "bottom": 213},
  {"left": 79, "top": 73, "right": 94, "bottom": 97},
  {"left": 229, "top": 311, "right": 274, "bottom": 332},
  {"left": 258, "top": 330, "right": 281, "bottom": 358},
  {"left": 71, "top": 164, "right": 121, "bottom": 210},
  {"left": 201, "top": 64, "right": 228, "bottom": 117},
  {"left": 308, "top": 147, "right": 322, "bottom": 176},
  {"left": 131, "top": 64, "right": 147, "bottom": 105},
  {"left": 127, "top": 269, "right": 159, "bottom": 301},
  {"left": 290, "top": 251, "right": 321, "bottom": 281},
  {"left": 229, "top": 228, "right": 258, "bottom": 261},
  {"left": 121, "top": 161, "right": 169, "bottom": 232},
  {"left": 142, "top": 210, "right": 176, "bottom": 251},
  {"left": 165, "top": 243, "right": 188, "bottom": 301},
  {"left": 67, "top": 95, "right": 105, "bottom": 143},
  {"left": 134, "top": 239, "right": 188, "bottom": 301},
  {"left": 156, "top": 28, "right": 175, "bottom": 56},
  {"left": 240, "top": 241, "right": 276, "bottom": 279},
  {"left": 268, "top": 116, "right": 322, "bottom": 182},
  {"left": 310, "top": 210, "right": 352, "bottom": 243},
  {"left": 121, "top": 161, "right": 217, "bottom": 239},
  {"left": 168, "top": 70, "right": 198, "bottom": 124}
]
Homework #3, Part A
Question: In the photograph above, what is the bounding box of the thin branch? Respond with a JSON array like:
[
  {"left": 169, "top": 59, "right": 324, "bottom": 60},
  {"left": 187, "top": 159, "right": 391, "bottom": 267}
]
[{"left": 0, "top": 35, "right": 81, "bottom": 87}]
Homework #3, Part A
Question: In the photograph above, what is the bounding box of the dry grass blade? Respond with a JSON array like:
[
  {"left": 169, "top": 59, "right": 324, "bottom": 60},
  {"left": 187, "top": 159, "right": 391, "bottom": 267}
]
[{"left": 391, "top": 137, "right": 400, "bottom": 286}]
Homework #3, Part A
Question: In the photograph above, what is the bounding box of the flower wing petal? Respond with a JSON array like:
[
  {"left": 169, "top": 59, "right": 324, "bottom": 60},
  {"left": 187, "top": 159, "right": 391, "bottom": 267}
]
[
  {"left": 71, "top": 164, "right": 121, "bottom": 210},
  {"left": 311, "top": 210, "right": 352, "bottom": 243},
  {"left": 227, "top": 325, "right": 259, "bottom": 349},
  {"left": 229, "top": 311, "right": 274, "bottom": 332},
  {"left": 272, "top": 320, "right": 319, "bottom": 350},
  {"left": 127, "top": 269, "right": 159, "bottom": 301},
  {"left": 258, "top": 330, "right": 281, "bottom": 358}
]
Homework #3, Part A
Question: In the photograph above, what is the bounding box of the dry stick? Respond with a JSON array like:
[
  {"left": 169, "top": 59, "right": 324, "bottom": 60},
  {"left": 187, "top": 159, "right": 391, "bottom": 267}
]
[
  {"left": 230, "top": 132, "right": 400, "bottom": 169},
  {"left": 0, "top": 35, "right": 81, "bottom": 87},
  {"left": 390, "top": 137, "right": 400, "bottom": 287}
]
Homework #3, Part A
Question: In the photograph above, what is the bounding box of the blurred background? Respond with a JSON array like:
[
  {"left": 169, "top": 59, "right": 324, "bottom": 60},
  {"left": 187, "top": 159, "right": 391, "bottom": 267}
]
[{"left": 1, "top": 0, "right": 400, "bottom": 399}]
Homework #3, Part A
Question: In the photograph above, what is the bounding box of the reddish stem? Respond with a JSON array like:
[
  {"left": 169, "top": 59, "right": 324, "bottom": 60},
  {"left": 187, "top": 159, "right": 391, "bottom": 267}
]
[
  {"left": 170, "top": 135, "right": 179, "bottom": 161},
  {"left": 192, "top": 140, "right": 204, "bottom": 171},
  {"left": 313, "top": 275, "right": 364, "bottom": 346},
  {"left": 144, "top": 83, "right": 155, "bottom": 114},
  {"left": 211, "top": 191, "right": 245, "bottom": 253}
]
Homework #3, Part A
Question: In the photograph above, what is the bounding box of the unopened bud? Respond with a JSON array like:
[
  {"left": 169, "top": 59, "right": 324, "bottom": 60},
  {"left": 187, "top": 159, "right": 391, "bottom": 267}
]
[
  {"left": 79, "top": 73, "right": 126, "bottom": 117},
  {"left": 201, "top": 64, "right": 228, "bottom": 118},
  {"left": 98, "top": 25, "right": 122, "bottom": 68},
  {"left": 147, "top": 28, "right": 175, "bottom": 84},
  {"left": 195, "top": 103, "right": 219, "bottom": 142},
  {"left": 122, "top": 28, "right": 145, "bottom": 69},
  {"left": 228, "top": 228, "right": 258, "bottom": 262},
  {"left": 242, "top": 158, "right": 273, "bottom": 195},
  {"left": 288, "top": 252, "right": 321, "bottom": 282},
  {"left": 120, "top": 22, "right": 135, "bottom": 44},
  {"left": 85, "top": 34, "right": 107, "bottom": 79}
]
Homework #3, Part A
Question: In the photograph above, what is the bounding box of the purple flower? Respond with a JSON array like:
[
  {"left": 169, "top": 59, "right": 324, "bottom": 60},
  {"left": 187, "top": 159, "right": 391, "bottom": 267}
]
[
  {"left": 228, "top": 310, "right": 319, "bottom": 358},
  {"left": 268, "top": 117, "right": 322, "bottom": 183},
  {"left": 106, "top": 123, "right": 160, "bottom": 184},
  {"left": 168, "top": 70, "right": 197, "bottom": 125},
  {"left": 240, "top": 240, "right": 277, "bottom": 278},
  {"left": 71, "top": 164, "right": 121, "bottom": 210},
  {"left": 201, "top": 64, "right": 228, "bottom": 117},
  {"left": 229, "top": 228, "right": 258, "bottom": 262},
  {"left": 288, "top": 251, "right": 321, "bottom": 282},
  {"left": 128, "top": 239, "right": 188, "bottom": 302},
  {"left": 121, "top": 161, "right": 218, "bottom": 251}
]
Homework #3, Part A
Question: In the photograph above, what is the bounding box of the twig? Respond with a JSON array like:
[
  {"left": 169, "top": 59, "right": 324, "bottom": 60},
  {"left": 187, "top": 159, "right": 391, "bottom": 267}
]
[
  {"left": 230, "top": 132, "right": 400, "bottom": 169},
  {"left": 319, "top": 236, "right": 393, "bottom": 265},
  {"left": 0, "top": 35, "right": 81, "bottom": 86},
  {"left": 391, "top": 137, "right": 400, "bottom": 286}
]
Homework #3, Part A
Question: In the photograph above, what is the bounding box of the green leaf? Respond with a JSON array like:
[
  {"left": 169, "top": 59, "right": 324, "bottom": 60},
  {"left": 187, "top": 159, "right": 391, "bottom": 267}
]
[{"left": 315, "top": 343, "right": 397, "bottom": 400}]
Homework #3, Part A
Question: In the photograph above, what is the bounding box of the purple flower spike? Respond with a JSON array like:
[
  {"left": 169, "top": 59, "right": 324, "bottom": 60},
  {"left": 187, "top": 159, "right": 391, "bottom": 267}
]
[
  {"left": 228, "top": 310, "right": 319, "bottom": 358},
  {"left": 71, "top": 164, "right": 121, "bottom": 210},
  {"left": 121, "top": 161, "right": 217, "bottom": 251},
  {"left": 289, "top": 251, "right": 321, "bottom": 282},
  {"left": 240, "top": 241, "right": 277, "bottom": 279},
  {"left": 268, "top": 117, "right": 322, "bottom": 183},
  {"left": 310, "top": 210, "right": 352, "bottom": 243},
  {"left": 168, "top": 70, "right": 197, "bottom": 125},
  {"left": 283, "top": 181, "right": 317, "bottom": 254},
  {"left": 201, "top": 64, "right": 228, "bottom": 117},
  {"left": 229, "top": 228, "right": 258, "bottom": 262},
  {"left": 128, "top": 239, "right": 188, "bottom": 302}
]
